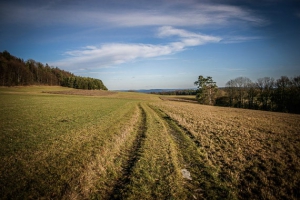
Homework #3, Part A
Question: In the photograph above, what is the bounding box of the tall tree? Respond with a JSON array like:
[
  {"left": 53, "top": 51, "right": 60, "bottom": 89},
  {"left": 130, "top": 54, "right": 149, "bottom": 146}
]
[
  {"left": 237, "top": 77, "right": 252, "bottom": 108},
  {"left": 288, "top": 76, "right": 300, "bottom": 113},
  {"left": 194, "top": 75, "right": 218, "bottom": 105},
  {"left": 246, "top": 82, "right": 258, "bottom": 109},
  {"left": 225, "top": 79, "right": 237, "bottom": 107},
  {"left": 273, "top": 76, "right": 290, "bottom": 112},
  {"left": 257, "top": 77, "right": 275, "bottom": 110},
  {"left": 225, "top": 77, "right": 253, "bottom": 108}
]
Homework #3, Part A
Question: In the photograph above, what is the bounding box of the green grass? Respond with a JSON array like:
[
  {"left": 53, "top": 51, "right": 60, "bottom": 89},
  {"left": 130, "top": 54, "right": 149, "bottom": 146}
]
[
  {"left": 0, "top": 87, "right": 141, "bottom": 199},
  {"left": 0, "top": 85, "right": 74, "bottom": 93},
  {"left": 1, "top": 86, "right": 299, "bottom": 199}
]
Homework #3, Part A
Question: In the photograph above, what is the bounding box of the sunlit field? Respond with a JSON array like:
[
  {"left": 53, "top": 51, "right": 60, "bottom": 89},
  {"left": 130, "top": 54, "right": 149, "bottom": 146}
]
[{"left": 1, "top": 86, "right": 299, "bottom": 199}]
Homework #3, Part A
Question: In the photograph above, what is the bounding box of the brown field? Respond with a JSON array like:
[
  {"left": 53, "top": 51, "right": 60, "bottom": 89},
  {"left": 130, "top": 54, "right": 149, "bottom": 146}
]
[
  {"left": 0, "top": 86, "right": 299, "bottom": 199},
  {"left": 159, "top": 95, "right": 198, "bottom": 103},
  {"left": 44, "top": 89, "right": 116, "bottom": 96},
  {"left": 152, "top": 101, "right": 300, "bottom": 199}
]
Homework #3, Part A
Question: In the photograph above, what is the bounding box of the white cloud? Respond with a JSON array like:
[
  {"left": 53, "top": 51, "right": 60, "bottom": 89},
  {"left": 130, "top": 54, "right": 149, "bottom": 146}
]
[
  {"left": 51, "top": 27, "right": 221, "bottom": 69},
  {"left": 89, "top": 4, "right": 266, "bottom": 27},
  {"left": 158, "top": 26, "right": 221, "bottom": 45},
  {"left": 0, "top": 1, "right": 266, "bottom": 28},
  {"left": 221, "top": 36, "right": 263, "bottom": 43},
  {"left": 52, "top": 43, "right": 175, "bottom": 69}
]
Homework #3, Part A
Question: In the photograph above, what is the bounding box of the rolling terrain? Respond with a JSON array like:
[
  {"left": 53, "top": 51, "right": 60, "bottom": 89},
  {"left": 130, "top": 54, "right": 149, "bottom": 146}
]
[{"left": 0, "top": 86, "right": 299, "bottom": 199}]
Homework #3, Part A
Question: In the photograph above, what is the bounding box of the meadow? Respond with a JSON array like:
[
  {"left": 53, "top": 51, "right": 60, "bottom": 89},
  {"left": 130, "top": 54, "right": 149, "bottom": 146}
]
[{"left": 0, "top": 86, "right": 299, "bottom": 199}]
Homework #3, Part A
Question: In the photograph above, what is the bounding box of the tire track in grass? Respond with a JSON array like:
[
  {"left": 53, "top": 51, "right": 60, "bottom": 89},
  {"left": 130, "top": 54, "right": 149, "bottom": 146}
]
[
  {"left": 149, "top": 104, "right": 234, "bottom": 199},
  {"left": 119, "top": 103, "right": 188, "bottom": 199},
  {"left": 109, "top": 104, "right": 147, "bottom": 200},
  {"left": 62, "top": 102, "right": 142, "bottom": 199}
]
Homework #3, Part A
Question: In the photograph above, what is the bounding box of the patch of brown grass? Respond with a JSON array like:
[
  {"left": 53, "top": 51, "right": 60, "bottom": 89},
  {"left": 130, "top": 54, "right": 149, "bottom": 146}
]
[
  {"left": 152, "top": 101, "right": 300, "bottom": 199},
  {"left": 2, "top": 86, "right": 299, "bottom": 199},
  {"left": 0, "top": 91, "right": 139, "bottom": 199},
  {"left": 160, "top": 96, "right": 198, "bottom": 103},
  {"left": 64, "top": 104, "right": 141, "bottom": 199}
]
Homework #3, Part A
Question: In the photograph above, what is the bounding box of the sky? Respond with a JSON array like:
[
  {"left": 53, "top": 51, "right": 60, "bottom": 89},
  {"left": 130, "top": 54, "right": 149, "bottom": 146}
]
[{"left": 1, "top": 0, "right": 300, "bottom": 90}]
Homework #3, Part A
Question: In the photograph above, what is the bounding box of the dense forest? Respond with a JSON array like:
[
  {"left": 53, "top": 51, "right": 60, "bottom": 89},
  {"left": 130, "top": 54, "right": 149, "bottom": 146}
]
[
  {"left": 215, "top": 76, "right": 300, "bottom": 114},
  {"left": 0, "top": 51, "right": 107, "bottom": 90}
]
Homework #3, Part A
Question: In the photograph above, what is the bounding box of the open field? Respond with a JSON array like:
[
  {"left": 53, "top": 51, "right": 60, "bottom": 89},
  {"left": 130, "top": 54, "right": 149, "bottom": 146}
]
[
  {"left": 159, "top": 95, "right": 198, "bottom": 103},
  {"left": 44, "top": 89, "right": 116, "bottom": 96},
  {"left": 1, "top": 86, "right": 300, "bottom": 199}
]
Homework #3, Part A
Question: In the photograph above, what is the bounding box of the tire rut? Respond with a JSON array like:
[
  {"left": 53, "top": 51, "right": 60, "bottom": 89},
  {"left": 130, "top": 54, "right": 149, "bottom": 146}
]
[
  {"left": 148, "top": 104, "right": 233, "bottom": 199},
  {"left": 109, "top": 104, "right": 147, "bottom": 200}
]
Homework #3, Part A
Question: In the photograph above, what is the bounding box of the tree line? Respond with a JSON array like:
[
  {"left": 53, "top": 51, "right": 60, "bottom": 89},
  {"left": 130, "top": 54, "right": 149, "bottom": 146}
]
[
  {"left": 195, "top": 75, "right": 300, "bottom": 114},
  {"left": 0, "top": 51, "right": 107, "bottom": 90},
  {"left": 62, "top": 76, "right": 107, "bottom": 90}
]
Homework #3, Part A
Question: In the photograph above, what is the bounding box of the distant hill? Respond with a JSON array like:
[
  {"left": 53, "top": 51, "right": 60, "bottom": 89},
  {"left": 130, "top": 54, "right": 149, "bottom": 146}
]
[{"left": 116, "top": 88, "right": 197, "bottom": 94}]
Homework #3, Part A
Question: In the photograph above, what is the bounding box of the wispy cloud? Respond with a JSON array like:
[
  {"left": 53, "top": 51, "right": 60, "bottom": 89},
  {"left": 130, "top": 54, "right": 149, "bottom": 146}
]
[
  {"left": 51, "top": 27, "right": 221, "bottom": 69},
  {"left": 0, "top": 1, "right": 266, "bottom": 28},
  {"left": 158, "top": 26, "right": 221, "bottom": 45},
  {"left": 221, "top": 36, "right": 263, "bottom": 43}
]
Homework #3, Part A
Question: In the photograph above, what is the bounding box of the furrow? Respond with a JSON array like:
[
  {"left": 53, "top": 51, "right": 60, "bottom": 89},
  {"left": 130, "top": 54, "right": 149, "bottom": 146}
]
[
  {"left": 109, "top": 104, "right": 147, "bottom": 200},
  {"left": 118, "top": 103, "right": 187, "bottom": 199},
  {"left": 63, "top": 102, "right": 141, "bottom": 199}
]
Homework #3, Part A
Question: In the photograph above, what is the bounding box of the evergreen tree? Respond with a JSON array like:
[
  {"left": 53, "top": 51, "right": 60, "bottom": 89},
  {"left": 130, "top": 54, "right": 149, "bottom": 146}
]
[
  {"left": 0, "top": 50, "right": 108, "bottom": 90},
  {"left": 194, "top": 76, "right": 218, "bottom": 105}
]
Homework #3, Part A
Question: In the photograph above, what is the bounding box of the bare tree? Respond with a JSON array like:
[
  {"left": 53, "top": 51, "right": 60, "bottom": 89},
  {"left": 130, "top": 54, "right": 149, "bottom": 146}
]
[
  {"left": 246, "top": 82, "right": 258, "bottom": 109},
  {"left": 225, "top": 79, "right": 236, "bottom": 107},
  {"left": 257, "top": 77, "right": 275, "bottom": 110},
  {"left": 225, "top": 77, "right": 252, "bottom": 108},
  {"left": 273, "top": 76, "right": 290, "bottom": 112}
]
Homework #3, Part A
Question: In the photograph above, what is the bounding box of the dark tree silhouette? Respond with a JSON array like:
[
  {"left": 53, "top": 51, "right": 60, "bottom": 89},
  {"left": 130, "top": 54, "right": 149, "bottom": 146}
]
[
  {"left": 0, "top": 51, "right": 107, "bottom": 90},
  {"left": 220, "top": 75, "right": 300, "bottom": 114}
]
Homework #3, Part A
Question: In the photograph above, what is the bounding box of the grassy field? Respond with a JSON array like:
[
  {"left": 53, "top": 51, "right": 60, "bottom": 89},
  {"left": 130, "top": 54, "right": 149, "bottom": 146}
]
[{"left": 0, "top": 86, "right": 299, "bottom": 199}]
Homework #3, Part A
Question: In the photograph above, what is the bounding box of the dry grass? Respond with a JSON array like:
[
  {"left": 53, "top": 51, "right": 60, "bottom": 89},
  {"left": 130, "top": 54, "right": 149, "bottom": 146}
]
[
  {"left": 44, "top": 89, "right": 116, "bottom": 96},
  {"left": 152, "top": 101, "right": 300, "bottom": 199},
  {"left": 64, "top": 104, "right": 141, "bottom": 199},
  {"left": 1, "top": 86, "right": 299, "bottom": 199},
  {"left": 0, "top": 87, "right": 141, "bottom": 199},
  {"left": 160, "top": 96, "right": 198, "bottom": 103},
  {"left": 118, "top": 103, "right": 186, "bottom": 199}
]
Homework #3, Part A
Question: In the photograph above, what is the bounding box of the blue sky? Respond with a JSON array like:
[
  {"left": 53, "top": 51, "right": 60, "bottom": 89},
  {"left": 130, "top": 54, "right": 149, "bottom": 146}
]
[{"left": 1, "top": 0, "right": 299, "bottom": 90}]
